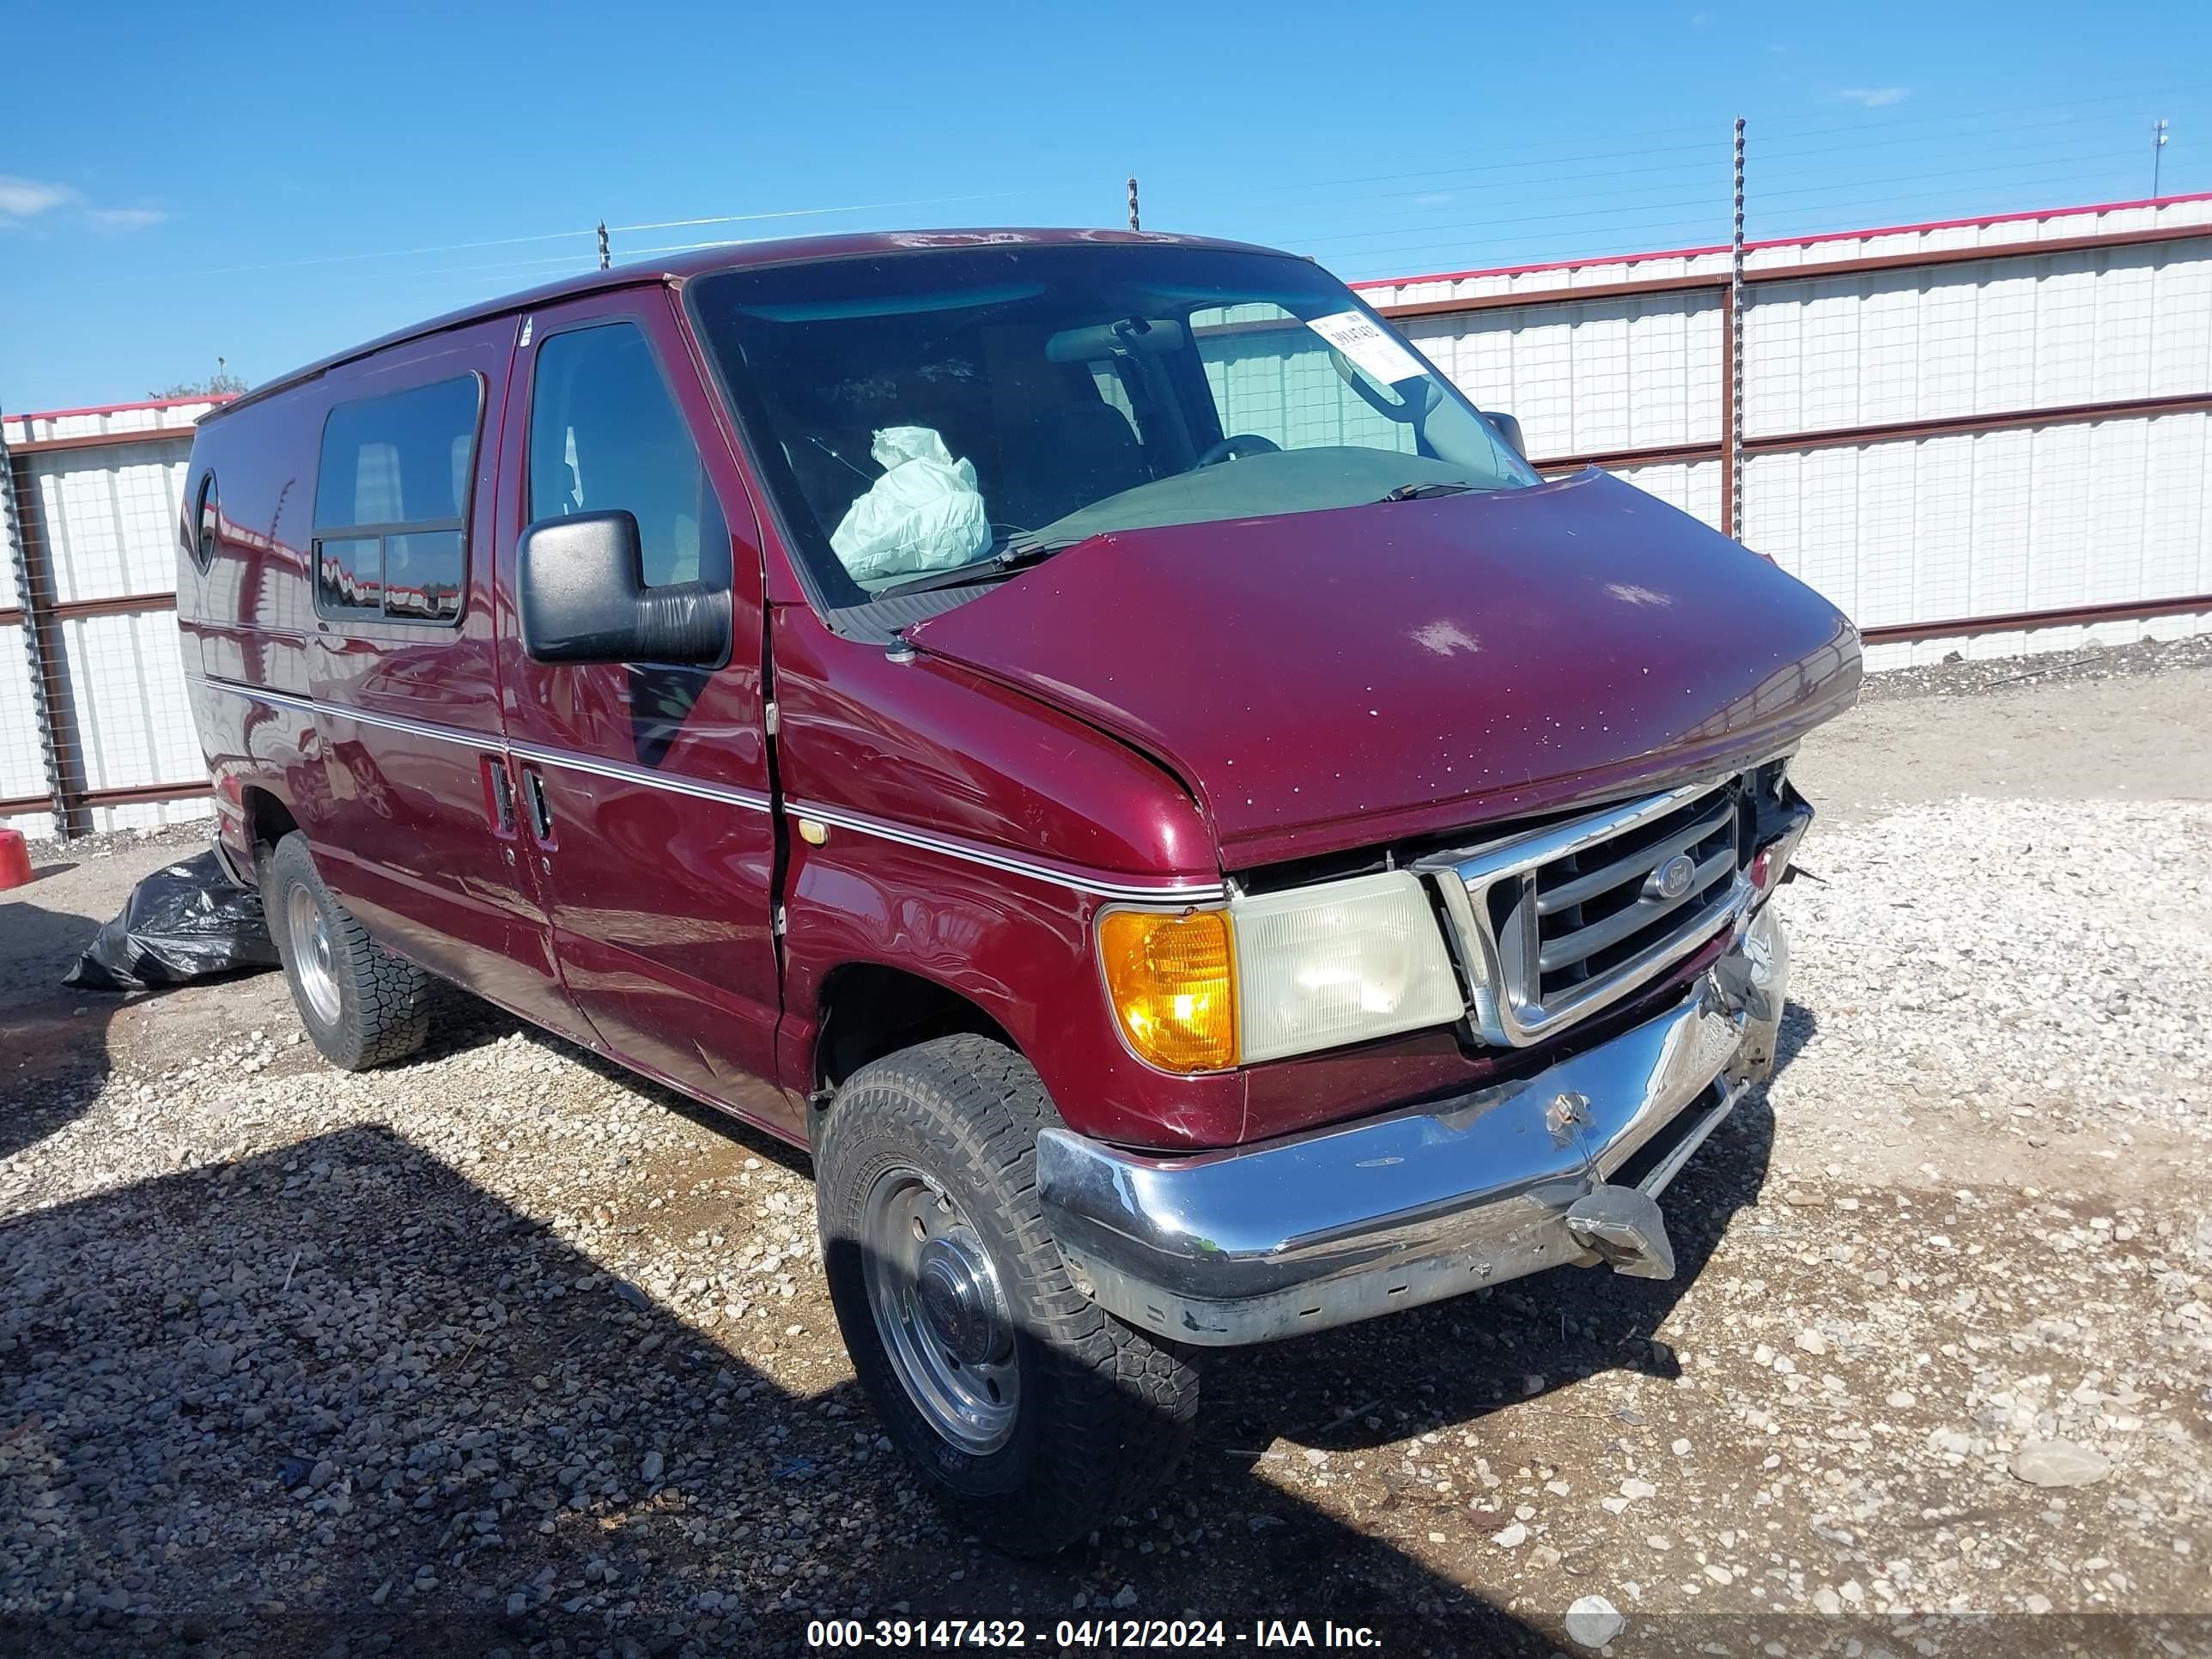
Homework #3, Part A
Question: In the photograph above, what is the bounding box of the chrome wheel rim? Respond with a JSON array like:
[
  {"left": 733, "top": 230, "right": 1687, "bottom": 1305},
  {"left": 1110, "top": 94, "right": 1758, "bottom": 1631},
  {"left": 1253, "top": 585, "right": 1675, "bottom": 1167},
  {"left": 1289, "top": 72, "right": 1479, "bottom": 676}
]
[
  {"left": 285, "top": 884, "right": 341, "bottom": 1028},
  {"left": 860, "top": 1166, "right": 1018, "bottom": 1455}
]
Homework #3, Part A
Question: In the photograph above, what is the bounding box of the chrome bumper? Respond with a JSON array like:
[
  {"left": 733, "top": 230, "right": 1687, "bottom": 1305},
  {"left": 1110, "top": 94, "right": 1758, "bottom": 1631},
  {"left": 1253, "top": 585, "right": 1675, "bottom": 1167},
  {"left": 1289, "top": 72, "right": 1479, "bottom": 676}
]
[{"left": 1036, "top": 904, "right": 1789, "bottom": 1347}]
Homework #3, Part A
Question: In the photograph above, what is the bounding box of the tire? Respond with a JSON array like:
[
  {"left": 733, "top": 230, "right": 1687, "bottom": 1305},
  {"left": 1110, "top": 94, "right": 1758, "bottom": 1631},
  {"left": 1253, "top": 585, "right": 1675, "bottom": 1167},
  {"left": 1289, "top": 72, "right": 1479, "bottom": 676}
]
[
  {"left": 263, "top": 831, "right": 429, "bottom": 1071},
  {"left": 815, "top": 1035, "right": 1200, "bottom": 1554}
]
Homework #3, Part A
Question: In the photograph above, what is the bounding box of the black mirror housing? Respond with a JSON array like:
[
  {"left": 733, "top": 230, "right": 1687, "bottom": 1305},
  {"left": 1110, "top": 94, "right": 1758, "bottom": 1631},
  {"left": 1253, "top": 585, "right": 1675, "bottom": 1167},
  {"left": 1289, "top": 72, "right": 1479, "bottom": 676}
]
[
  {"left": 1479, "top": 410, "right": 1528, "bottom": 460},
  {"left": 517, "top": 512, "right": 727, "bottom": 666}
]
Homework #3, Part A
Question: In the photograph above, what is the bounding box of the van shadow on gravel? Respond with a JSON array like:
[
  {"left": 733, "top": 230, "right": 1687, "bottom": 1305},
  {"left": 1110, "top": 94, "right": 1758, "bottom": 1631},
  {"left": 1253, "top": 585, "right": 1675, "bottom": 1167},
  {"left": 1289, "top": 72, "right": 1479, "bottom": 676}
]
[
  {"left": 394, "top": 980, "right": 817, "bottom": 1180},
  {"left": 1, "top": 894, "right": 126, "bottom": 1164},
  {"left": 0, "top": 1121, "right": 1559, "bottom": 1657}
]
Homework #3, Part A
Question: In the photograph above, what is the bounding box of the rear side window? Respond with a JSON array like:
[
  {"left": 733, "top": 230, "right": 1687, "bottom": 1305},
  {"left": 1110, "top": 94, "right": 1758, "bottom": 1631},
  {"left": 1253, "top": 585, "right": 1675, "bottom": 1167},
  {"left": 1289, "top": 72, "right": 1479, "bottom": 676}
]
[
  {"left": 313, "top": 374, "right": 482, "bottom": 623},
  {"left": 528, "top": 322, "right": 730, "bottom": 591}
]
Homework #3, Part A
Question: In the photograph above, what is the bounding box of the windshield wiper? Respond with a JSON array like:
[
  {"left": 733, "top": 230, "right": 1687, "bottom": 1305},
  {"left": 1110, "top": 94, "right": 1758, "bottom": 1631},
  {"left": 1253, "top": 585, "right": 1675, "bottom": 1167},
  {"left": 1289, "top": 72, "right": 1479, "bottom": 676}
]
[
  {"left": 1379, "top": 480, "right": 1476, "bottom": 501},
  {"left": 872, "top": 543, "right": 1060, "bottom": 601}
]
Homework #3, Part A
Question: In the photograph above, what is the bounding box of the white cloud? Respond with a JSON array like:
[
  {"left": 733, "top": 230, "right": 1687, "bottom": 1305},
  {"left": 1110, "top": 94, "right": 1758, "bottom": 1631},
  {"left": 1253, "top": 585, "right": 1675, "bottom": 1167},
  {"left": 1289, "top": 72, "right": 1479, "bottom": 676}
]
[
  {"left": 0, "top": 174, "right": 76, "bottom": 222},
  {"left": 1838, "top": 87, "right": 1908, "bottom": 107},
  {"left": 88, "top": 206, "right": 168, "bottom": 229}
]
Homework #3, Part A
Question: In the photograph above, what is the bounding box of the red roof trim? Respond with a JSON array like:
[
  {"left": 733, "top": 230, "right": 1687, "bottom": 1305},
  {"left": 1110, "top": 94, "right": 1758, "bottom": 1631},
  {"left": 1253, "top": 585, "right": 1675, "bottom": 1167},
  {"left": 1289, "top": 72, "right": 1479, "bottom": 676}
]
[
  {"left": 1350, "top": 190, "right": 2212, "bottom": 292},
  {"left": 5, "top": 392, "right": 235, "bottom": 424}
]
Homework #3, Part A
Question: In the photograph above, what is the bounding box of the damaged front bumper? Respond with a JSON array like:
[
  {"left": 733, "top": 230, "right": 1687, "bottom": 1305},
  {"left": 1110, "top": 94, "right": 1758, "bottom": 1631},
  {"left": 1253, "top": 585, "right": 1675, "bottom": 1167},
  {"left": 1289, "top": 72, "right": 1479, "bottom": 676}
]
[{"left": 1036, "top": 902, "right": 1789, "bottom": 1347}]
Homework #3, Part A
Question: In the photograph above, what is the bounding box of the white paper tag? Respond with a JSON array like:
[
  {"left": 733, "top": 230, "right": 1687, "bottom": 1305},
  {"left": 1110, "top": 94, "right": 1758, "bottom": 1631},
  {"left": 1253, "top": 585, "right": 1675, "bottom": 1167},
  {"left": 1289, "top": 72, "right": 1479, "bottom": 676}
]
[{"left": 1305, "top": 309, "right": 1425, "bottom": 386}]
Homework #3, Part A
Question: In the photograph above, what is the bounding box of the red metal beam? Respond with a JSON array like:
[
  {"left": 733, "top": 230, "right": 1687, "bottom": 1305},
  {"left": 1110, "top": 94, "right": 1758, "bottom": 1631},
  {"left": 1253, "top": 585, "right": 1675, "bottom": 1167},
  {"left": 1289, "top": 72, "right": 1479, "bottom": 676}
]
[
  {"left": 1372, "top": 220, "right": 2212, "bottom": 322},
  {"left": 9, "top": 426, "right": 197, "bottom": 457},
  {"left": 8, "top": 393, "right": 232, "bottom": 424},
  {"left": 0, "top": 779, "right": 208, "bottom": 816},
  {"left": 1352, "top": 190, "right": 2212, "bottom": 293},
  {"left": 53, "top": 592, "right": 178, "bottom": 622},
  {"left": 1717, "top": 287, "right": 1736, "bottom": 538},
  {"left": 1535, "top": 440, "right": 1723, "bottom": 473},
  {"left": 1382, "top": 272, "right": 1725, "bottom": 320},
  {"left": 1859, "top": 592, "right": 2212, "bottom": 643},
  {"left": 1744, "top": 391, "right": 2212, "bottom": 455}
]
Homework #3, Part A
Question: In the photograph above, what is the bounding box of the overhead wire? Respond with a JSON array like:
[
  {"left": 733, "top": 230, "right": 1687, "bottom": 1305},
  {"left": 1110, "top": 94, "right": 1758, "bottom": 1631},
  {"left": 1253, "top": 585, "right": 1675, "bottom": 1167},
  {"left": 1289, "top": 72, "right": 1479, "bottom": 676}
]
[{"left": 19, "top": 71, "right": 2202, "bottom": 310}]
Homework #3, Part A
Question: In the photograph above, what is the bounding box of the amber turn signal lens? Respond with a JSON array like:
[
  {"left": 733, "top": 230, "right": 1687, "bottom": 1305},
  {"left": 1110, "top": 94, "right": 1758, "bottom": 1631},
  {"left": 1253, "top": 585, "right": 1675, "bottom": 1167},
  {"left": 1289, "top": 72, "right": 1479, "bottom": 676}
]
[{"left": 1097, "top": 908, "right": 1236, "bottom": 1073}]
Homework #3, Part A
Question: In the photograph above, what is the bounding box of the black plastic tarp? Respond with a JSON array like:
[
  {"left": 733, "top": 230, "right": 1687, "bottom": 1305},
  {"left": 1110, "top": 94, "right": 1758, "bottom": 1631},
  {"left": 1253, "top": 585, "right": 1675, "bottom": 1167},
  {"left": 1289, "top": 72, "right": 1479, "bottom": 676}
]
[{"left": 64, "top": 850, "right": 281, "bottom": 992}]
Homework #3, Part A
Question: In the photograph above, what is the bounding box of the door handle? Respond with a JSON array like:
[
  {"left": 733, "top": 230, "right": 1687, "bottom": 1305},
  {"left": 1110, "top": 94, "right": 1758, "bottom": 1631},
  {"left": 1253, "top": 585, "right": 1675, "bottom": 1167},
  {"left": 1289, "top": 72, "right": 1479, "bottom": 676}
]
[
  {"left": 483, "top": 755, "right": 518, "bottom": 835},
  {"left": 521, "top": 765, "right": 556, "bottom": 846}
]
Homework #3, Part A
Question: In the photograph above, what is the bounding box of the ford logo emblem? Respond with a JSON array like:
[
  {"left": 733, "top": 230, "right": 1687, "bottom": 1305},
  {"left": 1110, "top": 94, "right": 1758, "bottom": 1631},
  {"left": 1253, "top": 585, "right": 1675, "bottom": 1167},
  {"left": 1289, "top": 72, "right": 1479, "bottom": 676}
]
[{"left": 1650, "top": 853, "right": 1697, "bottom": 901}]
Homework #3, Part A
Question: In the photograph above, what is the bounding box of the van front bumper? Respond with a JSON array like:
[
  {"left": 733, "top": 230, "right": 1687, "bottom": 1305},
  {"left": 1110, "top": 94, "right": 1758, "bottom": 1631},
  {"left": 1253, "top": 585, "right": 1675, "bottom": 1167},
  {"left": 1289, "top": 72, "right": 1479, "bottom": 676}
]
[{"left": 1036, "top": 904, "right": 1788, "bottom": 1347}]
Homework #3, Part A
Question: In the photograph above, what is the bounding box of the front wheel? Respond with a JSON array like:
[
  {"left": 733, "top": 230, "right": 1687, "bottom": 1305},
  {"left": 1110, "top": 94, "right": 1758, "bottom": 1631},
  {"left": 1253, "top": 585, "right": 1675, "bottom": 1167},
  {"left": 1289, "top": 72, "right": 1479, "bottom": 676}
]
[{"left": 815, "top": 1036, "right": 1200, "bottom": 1554}]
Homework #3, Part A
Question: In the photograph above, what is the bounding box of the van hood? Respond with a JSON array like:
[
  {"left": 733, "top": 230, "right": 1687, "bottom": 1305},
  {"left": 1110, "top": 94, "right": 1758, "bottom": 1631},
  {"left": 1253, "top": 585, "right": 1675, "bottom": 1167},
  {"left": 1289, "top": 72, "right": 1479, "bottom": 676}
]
[{"left": 905, "top": 469, "right": 1861, "bottom": 869}]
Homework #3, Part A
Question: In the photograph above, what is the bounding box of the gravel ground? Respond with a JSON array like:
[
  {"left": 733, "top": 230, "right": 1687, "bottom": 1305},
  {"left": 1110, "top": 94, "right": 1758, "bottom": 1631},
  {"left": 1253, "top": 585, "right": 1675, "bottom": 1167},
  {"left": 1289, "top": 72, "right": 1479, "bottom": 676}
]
[{"left": 3, "top": 641, "right": 2209, "bottom": 1658}]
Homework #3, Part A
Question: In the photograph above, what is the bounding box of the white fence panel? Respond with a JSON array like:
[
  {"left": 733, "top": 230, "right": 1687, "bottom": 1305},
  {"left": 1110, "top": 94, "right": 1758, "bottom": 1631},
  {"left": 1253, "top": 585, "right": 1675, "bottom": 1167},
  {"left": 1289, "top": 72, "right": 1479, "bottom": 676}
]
[{"left": 1404, "top": 295, "right": 1723, "bottom": 462}]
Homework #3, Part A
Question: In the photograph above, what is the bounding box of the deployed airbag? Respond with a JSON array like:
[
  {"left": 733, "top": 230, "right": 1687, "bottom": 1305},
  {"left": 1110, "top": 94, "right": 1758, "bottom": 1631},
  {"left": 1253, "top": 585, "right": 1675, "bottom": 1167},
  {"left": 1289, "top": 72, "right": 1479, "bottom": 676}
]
[{"left": 829, "top": 426, "right": 992, "bottom": 586}]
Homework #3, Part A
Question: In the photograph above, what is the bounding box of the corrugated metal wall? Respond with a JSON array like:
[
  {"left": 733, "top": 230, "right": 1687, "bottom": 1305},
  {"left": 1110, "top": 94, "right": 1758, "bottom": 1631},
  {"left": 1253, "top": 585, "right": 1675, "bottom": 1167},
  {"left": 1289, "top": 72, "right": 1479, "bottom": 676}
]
[
  {"left": 1, "top": 400, "right": 217, "bottom": 837},
  {"left": 1356, "top": 194, "right": 2212, "bottom": 668}
]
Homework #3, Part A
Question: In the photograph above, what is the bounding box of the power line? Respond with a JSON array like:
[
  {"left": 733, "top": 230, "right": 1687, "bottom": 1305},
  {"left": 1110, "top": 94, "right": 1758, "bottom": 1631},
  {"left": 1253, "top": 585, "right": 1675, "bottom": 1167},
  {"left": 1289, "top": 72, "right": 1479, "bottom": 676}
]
[
  {"left": 1182, "top": 76, "right": 2212, "bottom": 214},
  {"left": 605, "top": 187, "right": 1042, "bottom": 236},
  {"left": 1255, "top": 129, "right": 2144, "bottom": 246}
]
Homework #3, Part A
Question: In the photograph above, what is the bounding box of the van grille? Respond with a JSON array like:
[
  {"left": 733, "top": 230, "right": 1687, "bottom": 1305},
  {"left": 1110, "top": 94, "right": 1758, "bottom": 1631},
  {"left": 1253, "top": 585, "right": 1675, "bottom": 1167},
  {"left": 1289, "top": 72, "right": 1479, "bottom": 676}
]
[{"left": 1423, "top": 777, "right": 1752, "bottom": 1048}]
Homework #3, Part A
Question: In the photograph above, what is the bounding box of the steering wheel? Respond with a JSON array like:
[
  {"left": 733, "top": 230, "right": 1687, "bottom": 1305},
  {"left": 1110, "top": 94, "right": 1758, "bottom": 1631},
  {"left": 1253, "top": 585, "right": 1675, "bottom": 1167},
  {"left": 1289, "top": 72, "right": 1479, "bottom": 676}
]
[{"left": 1195, "top": 433, "right": 1283, "bottom": 467}]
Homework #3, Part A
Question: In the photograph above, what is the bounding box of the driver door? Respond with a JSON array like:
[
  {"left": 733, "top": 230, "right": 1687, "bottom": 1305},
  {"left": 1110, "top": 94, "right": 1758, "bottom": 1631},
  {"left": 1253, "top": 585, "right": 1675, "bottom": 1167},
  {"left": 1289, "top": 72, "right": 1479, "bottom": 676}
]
[{"left": 492, "top": 288, "right": 796, "bottom": 1137}]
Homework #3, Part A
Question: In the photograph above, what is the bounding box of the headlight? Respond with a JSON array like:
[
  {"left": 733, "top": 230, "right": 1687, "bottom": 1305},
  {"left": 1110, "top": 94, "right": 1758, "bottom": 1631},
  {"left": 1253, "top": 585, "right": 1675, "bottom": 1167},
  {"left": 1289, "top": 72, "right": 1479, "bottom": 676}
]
[
  {"left": 1097, "top": 872, "right": 1466, "bottom": 1073},
  {"left": 1231, "top": 872, "right": 1468, "bottom": 1062}
]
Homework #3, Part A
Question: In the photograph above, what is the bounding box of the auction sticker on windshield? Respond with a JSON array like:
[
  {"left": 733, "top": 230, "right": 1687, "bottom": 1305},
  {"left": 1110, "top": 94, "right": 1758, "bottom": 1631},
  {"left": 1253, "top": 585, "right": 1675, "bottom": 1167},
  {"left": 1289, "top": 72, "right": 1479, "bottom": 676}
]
[{"left": 1305, "top": 310, "right": 1425, "bottom": 386}]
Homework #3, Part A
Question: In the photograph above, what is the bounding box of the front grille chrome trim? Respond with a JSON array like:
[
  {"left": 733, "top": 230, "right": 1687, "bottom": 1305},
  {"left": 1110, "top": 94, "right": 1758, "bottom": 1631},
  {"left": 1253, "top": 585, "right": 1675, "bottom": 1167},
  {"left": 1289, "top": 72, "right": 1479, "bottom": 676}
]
[{"left": 1415, "top": 778, "right": 1753, "bottom": 1048}]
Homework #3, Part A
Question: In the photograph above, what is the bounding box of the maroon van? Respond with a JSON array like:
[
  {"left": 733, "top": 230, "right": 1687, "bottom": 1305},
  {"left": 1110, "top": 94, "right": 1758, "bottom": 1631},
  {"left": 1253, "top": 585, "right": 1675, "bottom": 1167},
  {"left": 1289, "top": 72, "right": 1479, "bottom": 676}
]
[{"left": 178, "top": 229, "right": 1857, "bottom": 1552}]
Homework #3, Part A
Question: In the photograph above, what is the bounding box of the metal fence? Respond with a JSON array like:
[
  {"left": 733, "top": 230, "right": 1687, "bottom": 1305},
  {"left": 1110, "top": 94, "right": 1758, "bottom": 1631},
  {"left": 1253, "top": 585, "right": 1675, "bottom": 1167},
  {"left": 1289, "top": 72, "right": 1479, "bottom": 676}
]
[
  {"left": 1354, "top": 191, "right": 2212, "bottom": 670},
  {"left": 1, "top": 398, "right": 221, "bottom": 838},
  {"left": 4, "top": 191, "right": 2211, "bottom": 838}
]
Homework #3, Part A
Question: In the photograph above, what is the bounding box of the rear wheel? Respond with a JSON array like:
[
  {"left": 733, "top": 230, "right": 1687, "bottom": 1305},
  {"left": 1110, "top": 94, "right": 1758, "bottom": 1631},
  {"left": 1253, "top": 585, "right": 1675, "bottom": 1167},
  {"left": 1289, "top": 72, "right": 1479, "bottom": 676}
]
[
  {"left": 264, "top": 831, "right": 429, "bottom": 1071},
  {"left": 815, "top": 1035, "right": 1200, "bottom": 1554}
]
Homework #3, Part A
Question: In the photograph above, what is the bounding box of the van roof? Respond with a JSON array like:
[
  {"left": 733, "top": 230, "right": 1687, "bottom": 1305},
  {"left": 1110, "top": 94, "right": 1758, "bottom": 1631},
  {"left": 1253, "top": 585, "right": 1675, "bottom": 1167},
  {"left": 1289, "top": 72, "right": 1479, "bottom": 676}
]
[{"left": 205, "top": 226, "right": 1282, "bottom": 422}]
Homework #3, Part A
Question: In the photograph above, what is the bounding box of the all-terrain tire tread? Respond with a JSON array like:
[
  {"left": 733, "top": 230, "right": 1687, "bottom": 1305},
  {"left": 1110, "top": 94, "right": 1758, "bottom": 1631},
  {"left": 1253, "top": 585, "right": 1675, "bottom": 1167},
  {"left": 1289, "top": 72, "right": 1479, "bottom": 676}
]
[
  {"left": 816, "top": 1034, "right": 1199, "bottom": 1553},
  {"left": 266, "top": 833, "right": 430, "bottom": 1071}
]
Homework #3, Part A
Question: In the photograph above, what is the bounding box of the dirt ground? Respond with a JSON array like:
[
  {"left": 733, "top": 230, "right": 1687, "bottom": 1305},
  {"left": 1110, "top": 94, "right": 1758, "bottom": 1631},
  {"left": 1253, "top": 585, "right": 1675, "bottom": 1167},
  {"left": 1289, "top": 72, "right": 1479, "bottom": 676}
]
[
  {"left": 3, "top": 642, "right": 2209, "bottom": 1659},
  {"left": 1793, "top": 639, "right": 2212, "bottom": 824}
]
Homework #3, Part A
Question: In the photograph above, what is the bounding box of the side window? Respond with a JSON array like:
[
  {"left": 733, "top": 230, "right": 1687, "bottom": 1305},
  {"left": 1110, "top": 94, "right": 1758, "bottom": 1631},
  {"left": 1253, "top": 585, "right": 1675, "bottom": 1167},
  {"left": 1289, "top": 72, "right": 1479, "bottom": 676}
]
[
  {"left": 189, "top": 471, "right": 219, "bottom": 571},
  {"left": 313, "top": 374, "right": 482, "bottom": 623},
  {"left": 528, "top": 321, "right": 731, "bottom": 591}
]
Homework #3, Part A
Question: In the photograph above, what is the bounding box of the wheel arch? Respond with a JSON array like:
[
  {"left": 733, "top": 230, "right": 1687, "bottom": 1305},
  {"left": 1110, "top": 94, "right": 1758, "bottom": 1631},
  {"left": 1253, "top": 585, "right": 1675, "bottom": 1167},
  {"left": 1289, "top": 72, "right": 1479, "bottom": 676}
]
[
  {"left": 812, "top": 960, "right": 1019, "bottom": 1094},
  {"left": 238, "top": 784, "right": 301, "bottom": 878}
]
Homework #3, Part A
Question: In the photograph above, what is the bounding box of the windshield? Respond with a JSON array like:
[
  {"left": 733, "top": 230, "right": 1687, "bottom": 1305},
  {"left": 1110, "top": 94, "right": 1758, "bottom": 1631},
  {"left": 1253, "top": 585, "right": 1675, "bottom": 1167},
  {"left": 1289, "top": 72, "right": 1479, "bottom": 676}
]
[{"left": 690, "top": 243, "right": 1537, "bottom": 615}]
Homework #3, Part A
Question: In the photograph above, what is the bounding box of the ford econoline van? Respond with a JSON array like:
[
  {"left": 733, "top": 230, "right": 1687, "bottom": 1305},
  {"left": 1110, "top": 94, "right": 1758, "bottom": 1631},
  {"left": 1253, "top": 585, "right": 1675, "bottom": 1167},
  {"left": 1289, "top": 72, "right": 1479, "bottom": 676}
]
[{"left": 179, "top": 228, "right": 1858, "bottom": 1553}]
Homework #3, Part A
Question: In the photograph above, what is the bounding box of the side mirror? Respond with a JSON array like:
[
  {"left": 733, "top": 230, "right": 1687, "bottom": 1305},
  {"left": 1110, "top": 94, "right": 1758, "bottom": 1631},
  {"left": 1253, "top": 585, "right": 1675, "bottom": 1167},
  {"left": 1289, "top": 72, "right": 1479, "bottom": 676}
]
[
  {"left": 1480, "top": 410, "right": 1528, "bottom": 460},
  {"left": 517, "top": 511, "right": 726, "bottom": 666}
]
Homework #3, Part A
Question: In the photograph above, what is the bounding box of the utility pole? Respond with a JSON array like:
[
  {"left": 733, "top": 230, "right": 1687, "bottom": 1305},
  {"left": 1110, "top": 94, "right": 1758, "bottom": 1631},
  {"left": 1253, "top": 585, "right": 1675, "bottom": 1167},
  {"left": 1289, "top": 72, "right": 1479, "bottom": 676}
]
[
  {"left": 597, "top": 221, "right": 611, "bottom": 270},
  {"left": 1127, "top": 176, "right": 1140, "bottom": 233},
  {"left": 1729, "top": 116, "right": 1746, "bottom": 544},
  {"left": 2153, "top": 119, "right": 2169, "bottom": 198}
]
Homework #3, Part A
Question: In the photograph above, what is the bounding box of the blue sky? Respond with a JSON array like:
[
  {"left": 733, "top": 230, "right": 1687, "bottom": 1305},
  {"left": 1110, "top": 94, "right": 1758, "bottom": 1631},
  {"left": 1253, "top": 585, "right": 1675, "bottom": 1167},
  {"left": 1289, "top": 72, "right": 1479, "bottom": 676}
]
[{"left": 2, "top": 0, "right": 2205, "bottom": 412}]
